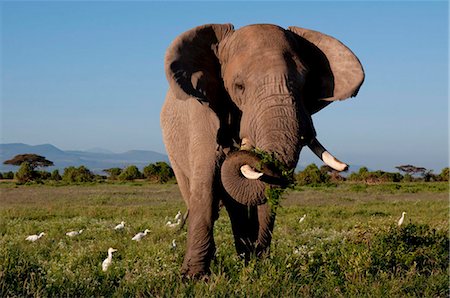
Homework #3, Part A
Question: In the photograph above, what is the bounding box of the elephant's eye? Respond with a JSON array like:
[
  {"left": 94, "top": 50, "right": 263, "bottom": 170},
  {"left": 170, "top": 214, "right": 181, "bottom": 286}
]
[{"left": 235, "top": 83, "right": 244, "bottom": 91}]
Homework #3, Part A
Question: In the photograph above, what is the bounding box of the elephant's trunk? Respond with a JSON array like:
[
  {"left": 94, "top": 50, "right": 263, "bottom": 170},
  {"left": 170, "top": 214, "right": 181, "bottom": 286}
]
[
  {"left": 221, "top": 150, "right": 274, "bottom": 206},
  {"left": 221, "top": 96, "right": 311, "bottom": 206}
]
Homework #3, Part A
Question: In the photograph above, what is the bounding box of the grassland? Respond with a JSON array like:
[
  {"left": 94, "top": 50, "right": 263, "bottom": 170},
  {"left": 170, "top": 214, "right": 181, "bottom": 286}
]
[{"left": 0, "top": 182, "right": 448, "bottom": 297}]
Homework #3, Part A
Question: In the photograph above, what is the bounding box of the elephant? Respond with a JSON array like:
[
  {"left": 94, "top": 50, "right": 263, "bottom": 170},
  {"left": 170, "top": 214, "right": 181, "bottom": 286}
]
[{"left": 161, "top": 23, "right": 364, "bottom": 277}]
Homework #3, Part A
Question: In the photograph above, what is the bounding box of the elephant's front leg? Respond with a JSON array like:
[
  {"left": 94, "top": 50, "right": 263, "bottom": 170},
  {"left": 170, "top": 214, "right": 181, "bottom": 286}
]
[{"left": 181, "top": 169, "right": 220, "bottom": 277}]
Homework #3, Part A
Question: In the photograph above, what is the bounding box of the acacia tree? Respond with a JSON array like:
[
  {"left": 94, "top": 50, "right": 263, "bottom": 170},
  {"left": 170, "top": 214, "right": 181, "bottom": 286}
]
[
  {"left": 395, "top": 165, "right": 427, "bottom": 176},
  {"left": 4, "top": 154, "right": 54, "bottom": 182},
  {"left": 4, "top": 154, "right": 54, "bottom": 170}
]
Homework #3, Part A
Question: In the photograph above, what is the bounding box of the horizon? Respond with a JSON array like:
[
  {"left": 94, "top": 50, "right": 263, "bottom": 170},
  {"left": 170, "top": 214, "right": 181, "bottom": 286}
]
[
  {"left": 1, "top": 1, "right": 448, "bottom": 173},
  {"left": 0, "top": 142, "right": 446, "bottom": 173}
]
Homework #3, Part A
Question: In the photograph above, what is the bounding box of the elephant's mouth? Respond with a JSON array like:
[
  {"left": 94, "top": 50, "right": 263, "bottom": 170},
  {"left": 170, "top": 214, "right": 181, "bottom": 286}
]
[{"left": 220, "top": 149, "right": 291, "bottom": 206}]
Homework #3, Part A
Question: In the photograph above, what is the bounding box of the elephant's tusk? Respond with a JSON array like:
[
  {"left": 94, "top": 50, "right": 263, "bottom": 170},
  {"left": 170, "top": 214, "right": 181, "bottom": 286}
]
[
  {"left": 308, "top": 138, "right": 348, "bottom": 172},
  {"left": 240, "top": 165, "right": 264, "bottom": 180},
  {"left": 321, "top": 151, "right": 348, "bottom": 172}
]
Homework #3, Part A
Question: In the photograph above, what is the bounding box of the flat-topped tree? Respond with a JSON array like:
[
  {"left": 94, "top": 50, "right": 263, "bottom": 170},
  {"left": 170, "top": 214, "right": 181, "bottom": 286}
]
[
  {"left": 395, "top": 164, "right": 427, "bottom": 176},
  {"left": 3, "top": 154, "right": 54, "bottom": 170}
]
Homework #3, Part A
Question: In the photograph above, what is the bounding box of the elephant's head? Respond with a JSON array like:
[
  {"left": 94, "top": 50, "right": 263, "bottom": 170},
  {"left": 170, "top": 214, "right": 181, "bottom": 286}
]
[{"left": 165, "top": 24, "right": 364, "bottom": 206}]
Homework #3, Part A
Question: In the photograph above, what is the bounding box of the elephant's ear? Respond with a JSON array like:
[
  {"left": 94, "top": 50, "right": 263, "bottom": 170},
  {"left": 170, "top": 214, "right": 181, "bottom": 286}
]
[
  {"left": 288, "top": 26, "right": 365, "bottom": 114},
  {"left": 165, "top": 24, "right": 234, "bottom": 103}
]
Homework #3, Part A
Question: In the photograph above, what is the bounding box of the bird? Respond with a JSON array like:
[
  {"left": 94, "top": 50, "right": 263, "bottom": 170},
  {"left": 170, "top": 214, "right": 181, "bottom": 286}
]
[
  {"left": 174, "top": 211, "right": 182, "bottom": 222},
  {"left": 171, "top": 239, "right": 177, "bottom": 250},
  {"left": 132, "top": 229, "right": 150, "bottom": 241},
  {"left": 26, "top": 232, "right": 45, "bottom": 242},
  {"left": 114, "top": 221, "right": 125, "bottom": 230},
  {"left": 299, "top": 214, "right": 307, "bottom": 223},
  {"left": 66, "top": 229, "right": 83, "bottom": 237},
  {"left": 398, "top": 211, "right": 406, "bottom": 226},
  {"left": 102, "top": 247, "right": 118, "bottom": 272},
  {"left": 166, "top": 220, "right": 181, "bottom": 228}
]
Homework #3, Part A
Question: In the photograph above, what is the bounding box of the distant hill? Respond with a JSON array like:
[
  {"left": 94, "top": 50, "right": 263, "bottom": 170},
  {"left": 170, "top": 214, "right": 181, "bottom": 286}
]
[
  {"left": 0, "top": 143, "right": 169, "bottom": 174},
  {"left": 0, "top": 143, "right": 368, "bottom": 175}
]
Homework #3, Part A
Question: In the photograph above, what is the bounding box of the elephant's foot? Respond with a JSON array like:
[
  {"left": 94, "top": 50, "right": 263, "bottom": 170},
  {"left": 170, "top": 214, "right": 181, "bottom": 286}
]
[
  {"left": 181, "top": 245, "right": 216, "bottom": 278},
  {"left": 181, "top": 259, "right": 210, "bottom": 279}
]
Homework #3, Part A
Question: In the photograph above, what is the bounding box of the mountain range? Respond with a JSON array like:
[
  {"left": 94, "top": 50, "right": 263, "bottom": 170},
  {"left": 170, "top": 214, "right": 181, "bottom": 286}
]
[
  {"left": 0, "top": 143, "right": 368, "bottom": 175},
  {"left": 0, "top": 143, "right": 169, "bottom": 174}
]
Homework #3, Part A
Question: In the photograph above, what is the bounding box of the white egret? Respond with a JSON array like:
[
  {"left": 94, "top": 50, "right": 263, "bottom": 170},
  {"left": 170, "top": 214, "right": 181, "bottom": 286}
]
[
  {"left": 299, "top": 214, "right": 306, "bottom": 223},
  {"left": 132, "top": 229, "right": 150, "bottom": 241},
  {"left": 171, "top": 239, "right": 177, "bottom": 250},
  {"left": 174, "top": 211, "right": 182, "bottom": 222},
  {"left": 26, "top": 232, "right": 45, "bottom": 242},
  {"left": 114, "top": 221, "right": 125, "bottom": 230},
  {"left": 398, "top": 212, "right": 406, "bottom": 226},
  {"left": 102, "top": 247, "right": 118, "bottom": 272},
  {"left": 66, "top": 229, "right": 83, "bottom": 237},
  {"left": 166, "top": 220, "right": 181, "bottom": 228}
]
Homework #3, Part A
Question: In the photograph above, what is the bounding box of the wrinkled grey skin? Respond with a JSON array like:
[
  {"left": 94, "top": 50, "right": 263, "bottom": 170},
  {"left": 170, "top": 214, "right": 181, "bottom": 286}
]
[{"left": 161, "top": 23, "right": 364, "bottom": 277}]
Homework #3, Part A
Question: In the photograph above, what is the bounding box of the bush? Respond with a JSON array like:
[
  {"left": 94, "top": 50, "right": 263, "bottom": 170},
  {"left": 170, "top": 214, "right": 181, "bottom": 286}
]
[
  {"left": 118, "top": 165, "right": 141, "bottom": 181},
  {"left": 2, "top": 171, "right": 14, "bottom": 179},
  {"left": 143, "top": 162, "right": 175, "bottom": 183},
  {"left": 296, "top": 164, "right": 330, "bottom": 186},
  {"left": 348, "top": 167, "right": 403, "bottom": 183},
  {"left": 438, "top": 167, "right": 449, "bottom": 182},
  {"left": 15, "top": 162, "right": 35, "bottom": 183},
  {"left": 51, "top": 170, "right": 62, "bottom": 181},
  {"left": 33, "top": 171, "right": 51, "bottom": 183},
  {"left": 103, "top": 168, "right": 122, "bottom": 180},
  {"left": 62, "top": 166, "right": 95, "bottom": 183}
]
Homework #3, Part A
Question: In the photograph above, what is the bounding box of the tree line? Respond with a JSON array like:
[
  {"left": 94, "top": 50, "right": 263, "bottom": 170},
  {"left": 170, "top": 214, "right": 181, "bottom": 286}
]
[
  {"left": 1, "top": 154, "right": 175, "bottom": 184},
  {"left": 1, "top": 154, "right": 448, "bottom": 185}
]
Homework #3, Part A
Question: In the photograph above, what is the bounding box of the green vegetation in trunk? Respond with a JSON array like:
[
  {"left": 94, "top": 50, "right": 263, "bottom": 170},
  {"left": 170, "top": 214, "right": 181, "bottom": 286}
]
[{"left": 251, "top": 148, "right": 295, "bottom": 209}]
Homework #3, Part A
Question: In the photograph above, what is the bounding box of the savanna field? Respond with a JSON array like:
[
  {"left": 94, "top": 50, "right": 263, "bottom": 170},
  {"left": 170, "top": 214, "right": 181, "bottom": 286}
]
[{"left": 0, "top": 181, "right": 448, "bottom": 297}]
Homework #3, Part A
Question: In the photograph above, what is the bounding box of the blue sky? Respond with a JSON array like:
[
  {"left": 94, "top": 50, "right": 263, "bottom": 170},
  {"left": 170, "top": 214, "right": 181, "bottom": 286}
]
[{"left": 1, "top": 1, "right": 448, "bottom": 172}]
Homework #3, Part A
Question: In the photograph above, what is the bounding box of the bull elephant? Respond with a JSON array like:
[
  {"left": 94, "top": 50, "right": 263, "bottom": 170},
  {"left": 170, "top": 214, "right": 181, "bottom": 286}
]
[{"left": 161, "top": 23, "right": 364, "bottom": 277}]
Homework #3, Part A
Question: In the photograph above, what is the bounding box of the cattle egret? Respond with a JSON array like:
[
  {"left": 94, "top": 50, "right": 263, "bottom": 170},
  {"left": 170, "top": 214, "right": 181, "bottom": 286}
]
[
  {"left": 398, "top": 212, "right": 406, "bottom": 226},
  {"left": 166, "top": 219, "right": 181, "bottom": 228},
  {"left": 114, "top": 221, "right": 125, "bottom": 230},
  {"left": 174, "top": 211, "right": 182, "bottom": 222},
  {"left": 102, "top": 247, "right": 117, "bottom": 272},
  {"left": 66, "top": 229, "right": 83, "bottom": 237},
  {"left": 299, "top": 214, "right": 306, "bottom": 223},
  {"left": 132, "top": 229, "right": 150, "bottom": 241},
  {"left": 171, "top": 239, "right": 177, "bottom": 250},
  {"left": 26, "top": 232, "right": 45, "bottom": 242}
]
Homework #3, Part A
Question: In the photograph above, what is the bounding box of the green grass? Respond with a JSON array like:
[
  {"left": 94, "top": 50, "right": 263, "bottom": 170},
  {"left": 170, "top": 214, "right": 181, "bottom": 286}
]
[{"left": 0, "top": 182, "right": 448, "bottom": 297}]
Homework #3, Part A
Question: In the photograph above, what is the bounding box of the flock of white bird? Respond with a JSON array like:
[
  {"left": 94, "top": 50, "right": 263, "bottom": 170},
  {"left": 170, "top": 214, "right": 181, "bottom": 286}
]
[
  {"left": 25, "top": 210, "right": 183, "bottom": 272},
  {"left": 24, "top": 210, "right": 407, "bottom": 271}
]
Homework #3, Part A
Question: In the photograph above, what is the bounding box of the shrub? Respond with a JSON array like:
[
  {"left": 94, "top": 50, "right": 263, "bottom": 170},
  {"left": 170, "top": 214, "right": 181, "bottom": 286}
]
[
  {"left": 15, "top": 162, "right": 35, "bottom": 183},
  {"left": 438, "top": 167, "right": 449, "bottom": 182},
  {"left": 118, "top": 165, "right": 141, "bottom": 181},
  {"left": 143, "top": 162, "right": 174, "bottom": 183},
  {"left": 296, "top": 164, "right": 330, "bottom": 186},
  {"left": 51, "top": 169, "right": 62, "bottom": 181},
  {"left": 62, "top": 166, "right": 95, "bottom": 183},
  {"left": 103, "top": 168, "right": 122, "bottom": 180},
  {"left": 36, "top": 170, "right": 51, "bottom": 181},
  {"left": 2, "top": 171, "right": 14, "bottom": 179}
]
